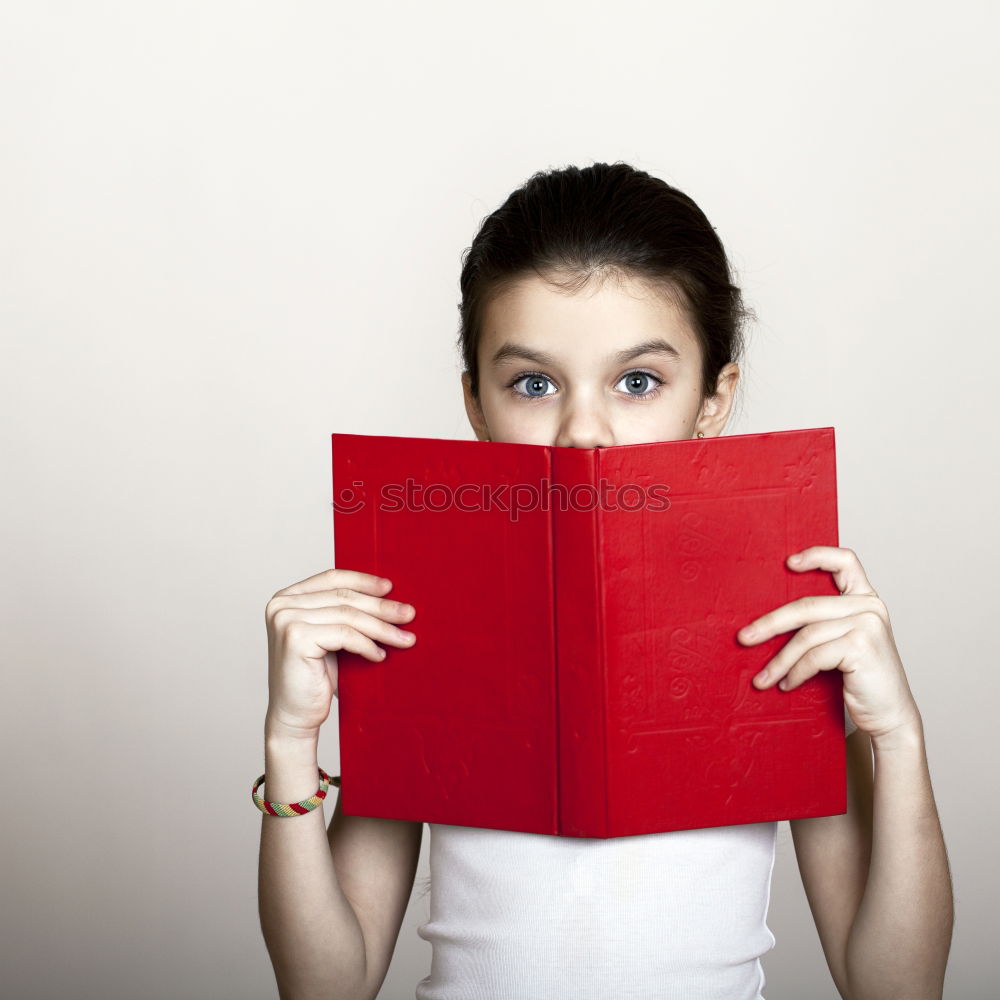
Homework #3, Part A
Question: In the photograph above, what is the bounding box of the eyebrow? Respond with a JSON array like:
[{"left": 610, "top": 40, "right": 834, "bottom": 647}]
[{"left": 489, "top": 337, "right": 682, "bottom": 368}]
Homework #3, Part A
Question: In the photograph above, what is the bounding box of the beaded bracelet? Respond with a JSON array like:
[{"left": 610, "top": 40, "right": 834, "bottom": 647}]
[{"left": 252, "top": 767, "right": 342, "bottom": 817}]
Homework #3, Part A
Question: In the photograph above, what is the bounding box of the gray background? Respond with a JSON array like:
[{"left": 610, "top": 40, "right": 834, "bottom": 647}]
[{"left": 1, "top": 2, "right": 995, "bottom": 998}]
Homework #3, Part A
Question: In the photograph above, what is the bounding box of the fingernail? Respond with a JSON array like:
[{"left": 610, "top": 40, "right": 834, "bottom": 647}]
[{"left": 754, "top": 671, "right": 768, "bottom": 686}]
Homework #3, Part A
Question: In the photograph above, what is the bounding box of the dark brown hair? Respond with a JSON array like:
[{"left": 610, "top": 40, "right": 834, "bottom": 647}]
[{"left": 457, "top": 161, "right": 753, "bottom": 411}]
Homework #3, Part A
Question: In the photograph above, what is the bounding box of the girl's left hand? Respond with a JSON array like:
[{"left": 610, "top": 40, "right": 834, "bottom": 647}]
[{"left": 737, "top": 546, "right": 923, "bottom": 746}]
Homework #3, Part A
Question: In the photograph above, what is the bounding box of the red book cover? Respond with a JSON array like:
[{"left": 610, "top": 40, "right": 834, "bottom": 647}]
[{"left": 331, "top": 427, "right": 845, "bottom": 838}]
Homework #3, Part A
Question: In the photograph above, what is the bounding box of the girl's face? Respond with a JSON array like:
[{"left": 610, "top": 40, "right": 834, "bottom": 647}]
[{"left": 462, "top": 272, "right": 740, "bottom": 448}]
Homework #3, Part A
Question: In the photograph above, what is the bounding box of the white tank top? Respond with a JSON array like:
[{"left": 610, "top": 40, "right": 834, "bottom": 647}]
[{"left": 415, "top": 708, "right": 856, "bottom": 999}]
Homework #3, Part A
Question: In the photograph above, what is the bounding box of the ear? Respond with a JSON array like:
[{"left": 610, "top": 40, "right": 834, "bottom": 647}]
[
  {"left": 694, "top": 363, "right": 740, "bottom": 438},
  {"left": 461, "top": 371, "right": 491, "bottom": 442}
]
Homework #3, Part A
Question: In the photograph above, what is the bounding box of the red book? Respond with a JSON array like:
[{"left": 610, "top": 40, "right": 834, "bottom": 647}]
[{"left": 331, "top": 427, "right": 846, "bottom": 838}]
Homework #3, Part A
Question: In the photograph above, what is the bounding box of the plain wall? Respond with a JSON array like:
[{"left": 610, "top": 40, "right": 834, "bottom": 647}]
[{"left": 1, "top": 2, "right": 996, "bottom": 997}]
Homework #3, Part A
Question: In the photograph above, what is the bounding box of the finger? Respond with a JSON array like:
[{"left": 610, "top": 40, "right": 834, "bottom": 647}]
[
  {"left": 738, "top": 593, "right": 879, "bottom": 644},
  {"left": 278, "top": 604, "right": 417, "bottom": 651},
  {"left": 787, "top": 546, "right": 879, "bottom": 599},
  {"left": 752, "top": 616, "right": 853, "bottom": 688},
  {"left": 767, "top": 632, "right": 856, "bottom": 692},
  {"left": 268, "top": 587, "right": 416, "bottom": 624},
  {"left": 305, "top": 623, "right": 393, "bottom": 663},
  {"left": 272, "top": 567, "right": 393, "bottom": 600}
]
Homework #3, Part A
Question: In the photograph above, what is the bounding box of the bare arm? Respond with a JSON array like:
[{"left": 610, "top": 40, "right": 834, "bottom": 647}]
[
  {"left": 843, "top": 718, "right": 954, "bottom": 1000},
  {"left": 258, "top": 724, "right": 424, "bottom": 1000},
  {"left": 258, "top": 729, "right": 368, "bottom": 1000},
  {"left": 258, "top": 568, "right": 422, "bottom": 999},
  {"left": 739, "top": 548, "right": 955, "bottom": 999}
]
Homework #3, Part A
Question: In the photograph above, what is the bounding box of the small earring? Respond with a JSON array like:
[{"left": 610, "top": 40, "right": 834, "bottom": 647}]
[{"left": 697, "top": 431, "right": 705, "bottom": 439}]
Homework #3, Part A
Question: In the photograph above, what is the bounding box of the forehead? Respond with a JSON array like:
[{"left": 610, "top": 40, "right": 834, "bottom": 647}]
[{"left": 479, "top": 271, "right": 701, "bottom": 362}]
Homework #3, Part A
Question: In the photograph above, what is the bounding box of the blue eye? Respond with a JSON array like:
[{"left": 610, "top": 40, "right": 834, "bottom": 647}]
[
  {"left": 618, "top": 369, "right": 664, "bottom": 399},
  {"left": 510, "top": 373, "right": 557, "bottom": 398},
  {"left": 616, "top": 371, "right": 659, "bottom": 395}
]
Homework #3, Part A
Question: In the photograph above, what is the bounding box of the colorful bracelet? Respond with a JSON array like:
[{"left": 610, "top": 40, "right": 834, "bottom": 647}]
[{"left": 252, "top": 767, "right": 342, "bottom": 817}]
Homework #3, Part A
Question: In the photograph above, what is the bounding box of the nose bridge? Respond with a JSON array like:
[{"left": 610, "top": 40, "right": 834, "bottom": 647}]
[{"left": 555, "top": 384, "right": 614, "bottom": 449}]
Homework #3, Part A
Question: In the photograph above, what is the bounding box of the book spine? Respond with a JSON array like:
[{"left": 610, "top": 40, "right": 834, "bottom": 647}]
[{"left": 551, "top": 447, "right": 608, "bottom": 837}]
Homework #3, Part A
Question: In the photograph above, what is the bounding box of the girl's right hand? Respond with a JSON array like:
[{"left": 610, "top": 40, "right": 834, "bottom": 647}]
[{"left": 264, "top": 568, "right": 417, "bottom": 741}]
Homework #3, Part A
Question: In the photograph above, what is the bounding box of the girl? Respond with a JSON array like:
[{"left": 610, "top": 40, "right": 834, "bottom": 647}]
[{"left": 256, "top": 163, "right": 953, "bottom": 1000}]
